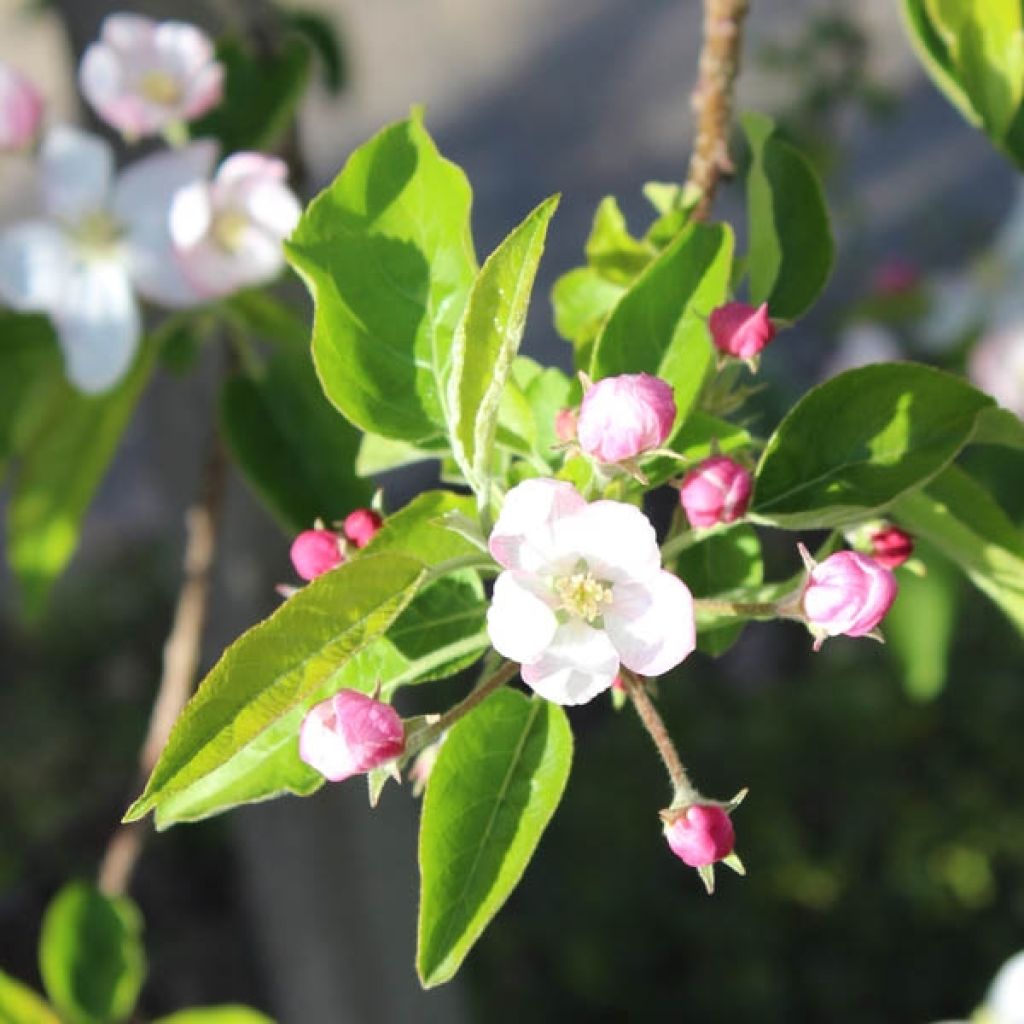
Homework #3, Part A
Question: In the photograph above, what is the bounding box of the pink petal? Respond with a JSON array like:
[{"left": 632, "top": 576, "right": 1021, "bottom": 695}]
[
  {"left": 604, "top": 570, "right": 695, "bottom": 676},
  {"left": 488, "top": 478, "right": 586, "bottom": 571}
]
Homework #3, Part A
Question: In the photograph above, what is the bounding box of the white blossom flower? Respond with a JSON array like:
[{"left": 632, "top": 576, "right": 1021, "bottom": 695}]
[
  {"left": 169, "top": 153, "right": 301, "bottom": 299},
  {"left": 0, "top": 125, "right": 216, "bottom": 392},
  {"left": 486, "top": 478, "right": 696, "bottom": 705},
  {"left": 987, "top": 950, "right": 1024, "bottom": 1024},
  {"left": 969, "top": 322, "right": 1024, "bottom": 419},
  {"left": 79, "top": 14, "right": 223, "bottom": 141}
]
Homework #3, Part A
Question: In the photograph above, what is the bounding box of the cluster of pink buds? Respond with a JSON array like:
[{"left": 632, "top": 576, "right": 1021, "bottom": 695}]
[
  {"left": 299, "top": 689, "right": 405, "bottom": 782},
  {"left": 709, "top": 301, "right": 776, "bottom": 363},
  {"left": 0, "top": 62, "right": 44, "bottom": 152},
  {"left": 288, "top": 508, "right": 384, "bottom": 582}
]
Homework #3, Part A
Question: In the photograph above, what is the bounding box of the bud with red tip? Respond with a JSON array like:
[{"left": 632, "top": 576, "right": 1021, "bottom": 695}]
[
  {"left": 554, "top": 407, "right": 578, "bottom": 444},
  {"left": 343, "top": 508, "right": 383, "bottom": 549},
  {"left": 290, "top": 528, "right": 344, "bottom": 581},
  {"left": 869, "top": 526, "right": 914, "bottom": 570},
  {"left": 800, "top": 547, "right": 898, "bottom": 647},
  {"left": 709, "top": 301, "right": 775, "bottom": 360},
  {"left": 664, "top": 805, "right": 736, "bottom": 868},
  {"left": 299, "top": 690, "right": 405, "bottom": 782},
  {"left": 678, "top": 455, "right": 752, "bottom": 528},
  {"left": 576, "top": 373, "right": 676, "bottom": 463},
  {"left": 0, "top": 62, "right": 44, "bottom": 151}
]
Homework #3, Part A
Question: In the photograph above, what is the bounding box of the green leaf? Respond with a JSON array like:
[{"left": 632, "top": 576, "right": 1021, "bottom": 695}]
[
  {"left": 191, "top": 35, "right": 311, "bottom": 153},
  {"left": 741, "top": 112, "right": 834, "bottom": 320},
  {"left": 38, "top": 883, "right": 145, "bottom": 1024},
  {"left": 891, "top": 465, "right": 1024, "bottom": 635},
  {"left": 417, "top": 688, "right": 572, "bottom": 988},
  {"left": 0, "top": 969, "right": 59, "bottom": 1023},
  {"left": 752, "top": 363, "right": 994, "bottom": 529},
  {"left": 362, "top": 490, "right": 485, "bottom": 567},
  {"left": 550, "top": 267, "right": 624, "bottom": 359},
  {"left": 971, "top": 406, "right": 1024, "bottom": 449},
  {"left": 884, "top": 541, "right": 961, "bottom": 701},
  {"left": 285, "top": 7, "right": 347, "bottom": 93},
  {"left": 678, "top": 524, "right": 763, "bottom": 656},
  {"left": 448, "top": 196, "right": 559, "bottom": 498},
  {"left": 584, "top": 197, "right": 654, "bottom": 284},
  {"left": 220, "top": 339, "right": 370, "bottom": 533},
  {"left": 642, "top": 411, "right": 752, "bottom": 490},
  {"left": 286, "top": 109, "right": 477, "bottom": 441},
  {"left": 590, "top": 222, "right": 733, "bottom": 427},
  {"left": 6, "top": 341, "right": 157, "bottom": 617},
  {"left": 125, "top": 553, "right": 427, "bottom": 827},
  {"left": 355, "top": 433, "right": 448, "bottom": 477},
  {"left": 154, "top": 1007, "right": 274, "bottom": 1024}
]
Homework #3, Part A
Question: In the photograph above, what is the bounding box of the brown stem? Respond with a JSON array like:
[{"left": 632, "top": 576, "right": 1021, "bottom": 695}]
[
  {"left": 684, "top": 0, "right": 751, "bottom": 220},
  {"left": 98, "top": 428, "right": 228, "bottom": 897},
  {"left": 622, "top": 670, "right": 698, "bottom": 806},
  {"left": 693, "top": 598, "right": 779, "bottom": 619}
]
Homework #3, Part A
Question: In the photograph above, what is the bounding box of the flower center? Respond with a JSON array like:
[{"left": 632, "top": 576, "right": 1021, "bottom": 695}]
[
  {"left": 140, "top": 70, "right": 183, "bottom": 106},
  {"left": 211, "top": 208, "right": 249, "bottom": 252},
  {"left": 71, "top": 210, "right": 121, "bottom": 254},
  {"left": 553, "top": 571, "right": 612, "bottom": 623}
]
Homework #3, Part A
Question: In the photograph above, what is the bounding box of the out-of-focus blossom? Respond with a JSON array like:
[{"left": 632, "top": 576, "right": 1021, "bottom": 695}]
[
  {"left": 968, "top": 322, "right": 1024, "bottom": 419},
  {"left": 79, "top": 14, "right": 223, "bottom": 141},
  {"left": 0, "top": 62, "right": 44, "bottom": 151},
  {"left": 987, "top": 950, "right": 1024, "bottom": 1024},
  {"left": 290, "top": 528, "right": 344, "bottom": 581},
  {"left": 343, "top": 508, "right": 383, "bottom": 549},
  {"left": 170, "top": 153, "right": 300, "bottom": 299},
  {"left": 871, "top": 257, "right": 920, "bottom": 296},
  {"left": 0, "top": 125, "right": 215, "bottom": 392},
  {"left": 576, "top": 373, "right": 676, "bottom": 464},
  {"left": 486, "top": 478, "right": 695, "bottom": 705},
  {"left": 821, "top": 323, "right": 902, "bottom": 380},
  {"left": 554, "top": 407, "right": 578, "bottom": 444},
  {"left": 299, "top": 690, "right": 405, "bottom": 782},
  {"left": 709, "top": 301, "right": 775, "bottom": 360},
  {"left": 678, "top": 456, "right": 751, "bottom": 529}
]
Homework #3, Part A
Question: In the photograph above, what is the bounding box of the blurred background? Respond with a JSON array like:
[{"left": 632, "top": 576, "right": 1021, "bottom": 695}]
[{"left": 1, "top": 0, "right": 1022, "bottom": 1021}]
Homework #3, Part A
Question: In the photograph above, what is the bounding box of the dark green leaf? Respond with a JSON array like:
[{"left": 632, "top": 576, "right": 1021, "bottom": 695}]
[
  {"left": 971, "top": 406, "right": 1024, "bottom": 449},
  {"left": 38, "top": 883, "right": 145, "bottom": 1024},
  {"left": 741, "top": 112, "right": 834, "bottom": 320},
  {"left": 417, "top": 688, "right": 572, "bottom": 987},
  {"left": 752, "top": 363, "right": 994, "bottom": 529},
  {"left": 286, "top": 110, "right": 477, "bottom": 441},
  {"left": 284, "top": 8, "right": 347, "bottom": 93}
]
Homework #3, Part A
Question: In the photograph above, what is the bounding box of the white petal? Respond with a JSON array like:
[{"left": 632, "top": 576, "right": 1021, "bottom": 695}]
[
  {"left": 489, "top": 478, "right": 587, "bottom": 571},
  {"left": 486, "top": 571, "right": 558, "bottom": 665},
  {"left": 114, "top": 141, "right": 218, "bottom": 307},
  {"left": 553, "top": 499, "right": 662, "bottom": 583},
  {"left": 0, "top": 221, "right": 72, "bottom": 312},
  {"left": 168, "top": 180, "right": 213, "bottom": 249},
  {"left": 605, "top": 571, "right": 696, "bottom": 676},
  {"left": 40, "top": 126, "right": 114, "bottom": 222},
  {"left": 54, "top": 258, "right": 140, "bottom": 393},
  {"left": 245, "top": 179, "right": 302, "bottom": 239},
  {"left": 520, "top": 620, "right": 619, "bottom": 706}
]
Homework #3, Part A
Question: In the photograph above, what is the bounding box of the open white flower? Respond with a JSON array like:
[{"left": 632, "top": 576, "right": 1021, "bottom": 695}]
[
  {"left": 79, "top": 14, "right": 223, "bottom": 141},
  {"left": 486, "top": 478, "right": 696, "bottom": 705},
  {"left": 170, "top": 153, "right": 301, "bottom": 299},
  {"left": 0, "top": 125, "right": 216, "bottom": 392}
]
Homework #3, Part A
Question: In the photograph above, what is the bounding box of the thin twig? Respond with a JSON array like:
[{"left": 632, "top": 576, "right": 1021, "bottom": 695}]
[
  {"left": 98, "top": 428, "right": 228, "bottom": 897},
  {"left": 684, "top": 0, "right": 751, "bottom": 220},
  {"left": 622, "top": 669, "right": 698, "bottom": 806}
]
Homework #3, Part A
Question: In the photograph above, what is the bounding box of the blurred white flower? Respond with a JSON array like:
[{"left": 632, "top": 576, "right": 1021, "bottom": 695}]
[
  {"left": 0, "top": 61, "right": 44, "bottom": 152},
  {"left": 987, "top": 950, "right": 1024, "bottom": 1024},
  {"left": 822, "top": 323, "right": 902, "bottom": 380},
  {"left": 79, "top": 14, "right": 223, "bottom": 142},
  {"left": 170, "top": 153, "right": 301, "bottom": 299},
  {"left": 969, "top": 323, "right": 1024, "bottom": 418},
  {"left": 0, "top": 125, "right": 216, "bottom": 392}
]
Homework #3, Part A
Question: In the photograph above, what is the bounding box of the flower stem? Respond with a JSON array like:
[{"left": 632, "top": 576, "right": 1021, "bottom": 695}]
[
  {"left": 693, "top": 597, "right": 780, "bottom": 619},
  {"left": 684, "top": 0, "right": 751, "bottom": 220},
  {"left": 97, "top": 426, "right": 228, "bottom": 897},
  {"left": 622, "top": 669, "right": 699, "bottom": 806}
]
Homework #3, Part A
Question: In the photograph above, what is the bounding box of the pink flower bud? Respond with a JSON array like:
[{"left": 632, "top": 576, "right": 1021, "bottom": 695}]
[
  {"left": 290, "top": 528, "right": 343, "bottom": 581},
  {"left": 802, "top": 550, "right": 898, "bottom": 640},
  {"left": 664, "top": 805, "right": 735, "bottom": 868},
  {"left": 554, "top": 407, "right": 578, "bottom": 444},
  {"left": 869, "top": 526, "right": 914, "bottom": 570},
  {"left": 709, "top": 301, "right": 776, "bottom": 360},
  {"left": 678, "top": 456, "right": 752, "bottom": 528},
  {"left": 610, "top": 674, "right": 625, "bottom": 693},
  {"left": 576, "top": 373, "right": 676, "bottom": 463},
  {"left": 343, "top": 508, "right": 383, "bottom": 548},
  {"left": 871, "top": 258, "right": 920, "bottom": 296},
  {"left": 299, "top": 690, "right": 405, "bottom": 782},
  {"left": 0, "top": 63, "right": 44, "bottom": 151}
]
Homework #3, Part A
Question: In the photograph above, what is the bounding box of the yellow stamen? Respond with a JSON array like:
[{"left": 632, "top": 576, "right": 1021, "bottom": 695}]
[
  {"left": 140, "top": 70, "right": 182, "bottom": 106},
  {"left": 211, "top": 209, "right": 249, "bottom": 252},
  {"left": 553, "top": 571, "right": 612, "bottom": 622}
]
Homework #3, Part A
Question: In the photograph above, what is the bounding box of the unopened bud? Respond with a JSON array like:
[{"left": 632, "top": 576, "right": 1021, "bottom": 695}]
[
  {"left": 869, "top": 526, "right": 914, "bottom": 570},
  {"left": 290, "top": 528, "right": 344, "bottom": 581},
  {"left": 801, "top": 548, "right": 898, "bottom": 644},
  {"left": 664, "top": 804, "right": 735, "bottom": 868},
  {"left": 0, "top": 62, "right": 44, "bottom": 151},
  {"left": 709, "top": 301, "right": 775, "bottom": 360},
  {"left": 678, "top": 456, "right": 751, "bottom": 528},
  {"left": 576, "top": 373, "right": 676, "bottom": 463},
  {"left": 343, "top": 508, "right": 383, "bottom": 549}
]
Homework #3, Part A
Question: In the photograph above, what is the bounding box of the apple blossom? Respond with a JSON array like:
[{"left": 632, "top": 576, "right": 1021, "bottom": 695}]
[
  {"left": 290, "top": 528, "right": 344, "bottom": 581},
  {"left": 170, "top": 153, "right": 301, "bottom": 299},
  {"left": 298, "top": 690, "right": 405, "bottom": 782},
  {"left": 343, "top": 508, "right": 383, "bottom": 549},
  {"left": 678, "top": 455, "right": 752, "bottom": 529},
  {"left": 869, "top": 526, "right": 914, "bottom": 570},
  {"left": 801, "top": 548, "right": 898, "bottom": 647},
  {"left": 968, "top": 323, "right": 1024, "bottom": 419},
  {"left": 709, "top": 300, "right": 775, "bottom": 360},
  {"left": 576, "top": 373, "right": 676, "bottom": 463},
  {"left": 79, "top": 14, "right": 223, "bottom": 141},
  {"left": 664, "top": 805, "right": 735, "bottom": 868},
  {"left": 0, "top": 125, "right": 216, "bottom": 392},
  {"left": 0, "top": 62, "right": 44, "bottom": 151},
  {"left": 486, "top": 478, "right": 695, "bottom": 705}
]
